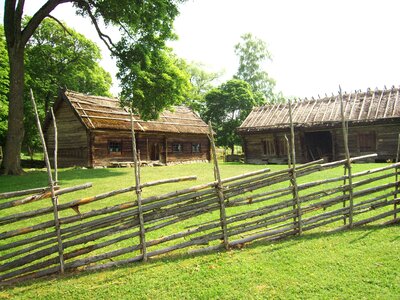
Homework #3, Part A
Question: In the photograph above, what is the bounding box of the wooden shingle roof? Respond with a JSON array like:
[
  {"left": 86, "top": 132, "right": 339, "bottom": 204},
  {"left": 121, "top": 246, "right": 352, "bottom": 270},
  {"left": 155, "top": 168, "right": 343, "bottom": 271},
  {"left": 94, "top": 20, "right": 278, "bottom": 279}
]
[
  {"left": 239, "top": 86, "right": 400, "bottom": 132},
  {"left": 56, "top": 90, "right": 209, "bottom": 134}
]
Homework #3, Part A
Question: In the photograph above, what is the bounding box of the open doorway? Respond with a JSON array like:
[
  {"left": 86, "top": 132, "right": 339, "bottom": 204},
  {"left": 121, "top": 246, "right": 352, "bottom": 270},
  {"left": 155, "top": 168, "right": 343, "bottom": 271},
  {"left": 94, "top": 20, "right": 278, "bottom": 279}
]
[
  {"left": 304, "top": 131, "right": 332, "bottom": 161},
  {"left": 150, "top": 143, "right": 160, "bottom": 161}
]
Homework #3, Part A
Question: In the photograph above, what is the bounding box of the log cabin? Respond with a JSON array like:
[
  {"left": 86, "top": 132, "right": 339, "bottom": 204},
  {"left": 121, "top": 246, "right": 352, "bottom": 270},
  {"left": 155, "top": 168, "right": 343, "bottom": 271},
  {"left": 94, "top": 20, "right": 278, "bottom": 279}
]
[
  {"left": 238, "top": 86, "right": 400, "bottom": 164},
  {"left": 44, "top": 90, "right": 211, "bottom": 167}
]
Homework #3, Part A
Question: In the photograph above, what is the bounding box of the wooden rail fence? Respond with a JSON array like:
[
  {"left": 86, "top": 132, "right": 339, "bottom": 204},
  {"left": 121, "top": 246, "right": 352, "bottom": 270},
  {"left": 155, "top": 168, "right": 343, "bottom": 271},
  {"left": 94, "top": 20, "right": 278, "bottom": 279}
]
[
  {"left": 1, "top": 153, "right": 399, "bottom": 285},
  {"left": 0, "top": 92, "right": 398, "bottom": 285}
]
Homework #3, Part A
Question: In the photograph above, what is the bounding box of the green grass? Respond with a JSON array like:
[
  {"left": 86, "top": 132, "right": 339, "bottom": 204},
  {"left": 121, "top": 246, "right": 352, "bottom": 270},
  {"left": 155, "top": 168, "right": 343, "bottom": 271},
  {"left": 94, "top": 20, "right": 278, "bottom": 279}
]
[{"left": 0, "top": 162, "right": 399, "bottom": 299}]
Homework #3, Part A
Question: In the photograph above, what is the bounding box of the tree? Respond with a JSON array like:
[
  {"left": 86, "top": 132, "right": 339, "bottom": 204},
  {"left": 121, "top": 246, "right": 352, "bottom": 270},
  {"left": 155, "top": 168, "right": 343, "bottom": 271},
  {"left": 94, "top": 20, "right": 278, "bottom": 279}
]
[
  {"left": 0, "top": 25, "right": 8, "bottom": 148},
  {"left": 118, "top": 47, "right": 190, "bottom": 120},
  {"left": 2, "top": 0, "right": 185, "bottom": 175},
  {"left": 234, "top": 33, "right": 276, "bottom": 104},
  {"left": 22, "top": 18, "right": 112, "bottom": 158},
  {"left": 204, "top": 79, "right": 255, "bottom": 154},
  {"left": 183, "top": 61, "right": 220, "bottom": 116}
]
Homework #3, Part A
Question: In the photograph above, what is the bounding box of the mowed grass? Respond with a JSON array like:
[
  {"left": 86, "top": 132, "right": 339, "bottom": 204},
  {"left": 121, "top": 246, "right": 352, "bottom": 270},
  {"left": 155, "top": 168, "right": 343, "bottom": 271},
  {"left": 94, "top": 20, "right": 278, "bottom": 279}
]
[{"left": 0, "top": 162, "right": 399, "bottom": 299}]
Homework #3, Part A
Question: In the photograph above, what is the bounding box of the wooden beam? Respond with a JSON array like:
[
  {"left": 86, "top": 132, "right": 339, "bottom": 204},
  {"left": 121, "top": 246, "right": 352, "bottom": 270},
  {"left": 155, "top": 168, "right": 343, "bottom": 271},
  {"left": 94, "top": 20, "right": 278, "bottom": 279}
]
[
  {"left": 248, "top": 106, "right": 266, "bottom": 128},
  {"left": 76, "top": 101, "right": 95, "bottom": 129},
  {"left": 311, "top": 100, "right": 323, "bottom": 123},
  {"left": 374, "top": 89, "right": 385, "bottom": 119},
  {"left": 357, "top": 92, "right": 368, "bottom": 121},
  {"left": 30, "top": 89, "right": 65, "bottom": 274},
  {"left": 130, "top": 111, "right": 147, "bottom": 262},
  {"left": 304, "top": 100, "right": 317, "bottom": 123},
  {"left": 339, "top": 86, "right": 354, "bottom": 228},
  {"left": 348, "top": 91, "right": 358, "bottom": 120},
  {"left": 392, "top": 88, "right": 400, "bottom": 117},
  {"left": 328, "top": 95, "right": 339, "bottom": 121},
  {"left": 208, "top": 122, "right": 229, "bottom": 250},
  {"left": 366, "top": 89, "right": 376, "bottom": 119},
  {"left": 80, "top": 115, "right": 207, "bottom": 129},
  {"left": 288, "top": 100, "right": 302, "bottom": 234},
  {"left": 383, "top": 88, "right": 393, "bottom": 118},
  {"left": 50, "top": 108, "right": 58, "bottom": 184}
]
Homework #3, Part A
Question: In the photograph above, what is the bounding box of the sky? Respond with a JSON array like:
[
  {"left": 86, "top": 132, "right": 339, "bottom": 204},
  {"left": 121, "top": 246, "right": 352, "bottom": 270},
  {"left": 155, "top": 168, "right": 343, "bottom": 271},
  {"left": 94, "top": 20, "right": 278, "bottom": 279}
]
[{"left": 1, "top": 0, "right": 400, "bottom": 98}]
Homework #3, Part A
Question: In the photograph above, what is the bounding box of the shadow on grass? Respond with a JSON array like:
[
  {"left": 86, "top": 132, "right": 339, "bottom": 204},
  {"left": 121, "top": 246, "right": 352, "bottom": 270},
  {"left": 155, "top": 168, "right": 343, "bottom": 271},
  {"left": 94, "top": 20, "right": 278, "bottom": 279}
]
[
  {"left": 58, "top": 168, "right": 128, "bottom": 183},
  {"left": 0, "top": 168, "right": 128, "bottom": 193},
  {"left": 2, "top": 222, "right": 398, "bottom": 291}
]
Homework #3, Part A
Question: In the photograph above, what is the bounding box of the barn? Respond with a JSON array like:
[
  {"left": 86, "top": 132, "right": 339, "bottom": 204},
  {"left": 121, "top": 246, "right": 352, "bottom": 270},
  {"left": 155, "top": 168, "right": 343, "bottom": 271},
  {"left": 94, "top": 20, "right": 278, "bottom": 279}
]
[
  {"left": 238, "top": 86, "right": 400, "bottom": 164},
  {"left": 44, "top": 90, "right": 211, "bottom": 167}
]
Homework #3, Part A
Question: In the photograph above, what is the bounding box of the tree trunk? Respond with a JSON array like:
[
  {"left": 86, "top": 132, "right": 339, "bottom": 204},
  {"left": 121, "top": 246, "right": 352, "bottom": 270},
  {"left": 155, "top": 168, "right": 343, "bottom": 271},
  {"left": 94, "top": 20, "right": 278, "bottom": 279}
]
[
  {"left": 230, "top": 145, "right": 234, "bottom": 155},
  {"left": 1, "top": 48, "right": 25, "bottom": 175}
]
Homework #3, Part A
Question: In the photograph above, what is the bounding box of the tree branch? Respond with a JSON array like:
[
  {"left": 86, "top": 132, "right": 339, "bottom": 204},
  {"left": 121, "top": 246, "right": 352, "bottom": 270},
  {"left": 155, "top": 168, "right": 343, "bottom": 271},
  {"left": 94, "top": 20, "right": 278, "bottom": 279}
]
[
  {"left": 46, "top": 15, "right": 73, "bottom": 36},
  {"left": 21, "top": 0, "right": 71, "bottom": 46},
  {"left": 4, "top": 0, "right": 18, "bottom": 48},
  {"left": 15, "top": 0, "right": 25, "bottom": 34},
  {"left": 76, "top": 0, "right": 116, "bottom": 55}
]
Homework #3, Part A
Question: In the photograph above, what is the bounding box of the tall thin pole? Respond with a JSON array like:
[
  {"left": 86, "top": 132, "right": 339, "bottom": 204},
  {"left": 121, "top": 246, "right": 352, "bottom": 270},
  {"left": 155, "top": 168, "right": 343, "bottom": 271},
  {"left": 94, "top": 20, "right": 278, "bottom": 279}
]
[
  {"left": 339, "top": 86, "right": 354, "bottom": 228},
  {"left": 50, "top": 108, "right": 58, "bottom": 184},
  {"left": 288, "top": 100, "right": 302, "bottom": 234},
  {"left": 30, "top": 89, "right": 65, "bottom": 273},
  {"left": 130, "top": 110, "right": 147, "bottom": 261},
  {"left": 394, "top": 133, "right": 400, "bottom": 220},
  {"left": 208, "top": 121, "right": 229, "bottom": 249}
]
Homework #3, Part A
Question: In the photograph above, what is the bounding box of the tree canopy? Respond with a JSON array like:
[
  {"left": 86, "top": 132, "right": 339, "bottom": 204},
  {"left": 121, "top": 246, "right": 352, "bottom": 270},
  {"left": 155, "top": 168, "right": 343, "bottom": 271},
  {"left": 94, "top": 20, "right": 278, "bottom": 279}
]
[
  {"left": 182, "top": 61, "right": 221, "bottom": 116},
  {"left": 21, "top": 18, "right": 113, "bottom": 157},
  {"left": 234, "top": 33, "right": 277, "bottom": 104},
  {"left": 2, "top": 0, "right": 186, "bottom": 174},
  {"left": 204, "top": 79, "right": 255, "bottom": 154}
]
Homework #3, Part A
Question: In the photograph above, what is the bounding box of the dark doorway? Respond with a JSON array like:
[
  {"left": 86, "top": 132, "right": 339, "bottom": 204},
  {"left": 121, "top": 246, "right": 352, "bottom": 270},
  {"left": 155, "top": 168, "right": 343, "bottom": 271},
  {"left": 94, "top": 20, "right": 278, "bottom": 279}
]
[
  {"left": 304, "top": 131, "right": 332, "bottom": 161},
  {"left": 150, "top": 143, "right": 160, "bottom": 161}
]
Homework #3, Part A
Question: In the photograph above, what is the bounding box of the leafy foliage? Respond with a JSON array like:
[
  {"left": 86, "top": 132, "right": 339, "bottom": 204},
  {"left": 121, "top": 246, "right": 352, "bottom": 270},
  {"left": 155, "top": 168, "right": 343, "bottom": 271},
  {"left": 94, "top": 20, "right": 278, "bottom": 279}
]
[
  {"left": 118, "top": 46, "right": 190, "bottom": 120},
  {"left": 183, "top": 61, "right": 221, "bottom": 116},
  {"left": 0, "top": 26, "right": 8, "bottom": 147},
  {"left": 2, "top": 0, "right": 186, "bottom": 174},
  {"left": 74, "top": 0, "right": 187, "bottom": 119},
  {"left": 234, "top": 33, "right": 278, "bottom": 103},
  {"left": 22, "top": 18, "right": 112, "bottom": 156},
  {"left": 204, "top": 79, "right": 255, "bottom": 153}
]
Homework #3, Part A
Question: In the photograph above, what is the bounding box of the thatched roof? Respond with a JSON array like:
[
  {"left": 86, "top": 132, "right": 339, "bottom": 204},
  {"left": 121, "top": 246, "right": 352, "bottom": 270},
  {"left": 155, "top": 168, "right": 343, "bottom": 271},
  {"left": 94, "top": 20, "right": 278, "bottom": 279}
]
[
  {"left": 239, "top": 86, "right": 400, "bottom": 133},
  {"left": 53, "top": 90, "right": 209, "bottom": 134}
]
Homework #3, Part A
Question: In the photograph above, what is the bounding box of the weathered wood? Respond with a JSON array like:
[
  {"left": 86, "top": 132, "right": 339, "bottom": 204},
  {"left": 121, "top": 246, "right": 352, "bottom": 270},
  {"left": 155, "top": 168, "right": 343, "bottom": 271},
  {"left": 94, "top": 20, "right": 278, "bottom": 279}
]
[
  {"left": 333, "top": 208, "right": 400, "bottom": 232},
  {"left": 50, "top": 107, "right": 58, "bottom": 183},
  {"left": 339, "top": 86, "right": 354, "bottom": 228},
  {"left": 131, "top": 110, "right": 147, "bottom": 261},
  {"left": 229, "top": 224, "right": 297, "bottom": 246},
  {"left": 395, "top": 133, "right": 400, "bottom": 219},
  {"left": 288, "top": 100, "right": 302, "bottom": 234},
  {"left": 0, "top": 186, "right": 53, "bottom": 200},
  {"left": 30, "top": 89, "right": 65, "bottom": 274},
  {"left": 208, "top": 121, "right": 229, "bottom": 250},
  {"left": 0, "top": 183, "right": 89, "bottom": 211},
  {"left": 320, "top": 153, "right": 378, "bottom": 169}
]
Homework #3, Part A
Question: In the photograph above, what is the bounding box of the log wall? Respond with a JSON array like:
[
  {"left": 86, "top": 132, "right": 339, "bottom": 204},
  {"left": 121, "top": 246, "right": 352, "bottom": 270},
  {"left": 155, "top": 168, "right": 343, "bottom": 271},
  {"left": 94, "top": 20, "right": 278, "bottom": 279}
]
[
  {"left": 45, "top": 101, "right": 89, "bottom": 167},
  {"left": 91, "top": 131, "right": 210, "bottom": 167},
  {"left": 242, "top": 123, "right": 400, "bottom": 164}
]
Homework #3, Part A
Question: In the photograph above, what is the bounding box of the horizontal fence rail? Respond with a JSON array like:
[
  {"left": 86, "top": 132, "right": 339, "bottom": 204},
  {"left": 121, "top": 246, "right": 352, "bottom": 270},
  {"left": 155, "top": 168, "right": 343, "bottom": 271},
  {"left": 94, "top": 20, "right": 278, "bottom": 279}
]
[{"left": 0, "top": 155, "right": 399, "bottom": 285}]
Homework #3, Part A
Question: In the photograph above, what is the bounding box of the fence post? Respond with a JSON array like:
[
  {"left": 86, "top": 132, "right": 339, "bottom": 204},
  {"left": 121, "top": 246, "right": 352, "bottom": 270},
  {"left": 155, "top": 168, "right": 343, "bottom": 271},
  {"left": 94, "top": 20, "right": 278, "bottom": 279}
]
[
  {"left": 30, "top": 89, "right": 65, "bottom": 273},
  {"left": 50, "top": 108, "right": 58, "bottom": 184},
  {"left": 287, "top": 100, "right": 302, "bottom": 234},
  {"left": 131, "top": 110, "right": 147, "bottom": 261},
  {"left": 394, "top": 133, "right": 400, "bottom": 220},
  {"left": 208, "top": 122, "right": 229, "bottom": 250},
  {"left": 339, "top": 86, "right": 354, "bottom": 228}
]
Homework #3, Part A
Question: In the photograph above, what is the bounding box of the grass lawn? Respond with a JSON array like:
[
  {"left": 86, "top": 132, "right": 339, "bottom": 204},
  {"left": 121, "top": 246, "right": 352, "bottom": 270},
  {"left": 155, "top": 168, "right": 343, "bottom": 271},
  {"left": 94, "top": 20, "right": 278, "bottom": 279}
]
[{"left": 0, "top": 162, "right": 399, "bottom": 299}]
